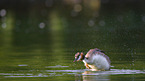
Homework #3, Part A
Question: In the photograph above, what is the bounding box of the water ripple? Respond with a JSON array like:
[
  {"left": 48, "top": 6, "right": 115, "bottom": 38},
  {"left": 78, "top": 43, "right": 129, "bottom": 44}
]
[
  {"left": 0, "top": 69, "right": 145, "bottom": 78},
  {"left": 82, "top": 69, "right": 145, "bottom": 75}
]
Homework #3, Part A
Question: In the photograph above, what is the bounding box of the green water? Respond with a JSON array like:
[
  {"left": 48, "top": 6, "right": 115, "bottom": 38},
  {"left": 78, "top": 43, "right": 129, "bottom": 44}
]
[{"left": 0, "top": 0, "right": 145, "bottom": 81}]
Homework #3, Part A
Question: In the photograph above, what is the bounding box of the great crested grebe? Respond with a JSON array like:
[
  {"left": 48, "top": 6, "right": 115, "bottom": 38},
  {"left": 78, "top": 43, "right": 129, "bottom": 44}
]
[{"left": 73, "top": 48, "right": 111, "bottom": 71}]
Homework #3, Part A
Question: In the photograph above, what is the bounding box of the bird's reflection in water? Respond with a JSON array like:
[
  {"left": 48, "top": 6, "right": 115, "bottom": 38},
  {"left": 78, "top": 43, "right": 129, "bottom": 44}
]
[
  {"left": 82, "top": 71, "right": 110, "bottom": 81},
  {"left": 75, "top": 74, "right": 83, "bottom": 81}
]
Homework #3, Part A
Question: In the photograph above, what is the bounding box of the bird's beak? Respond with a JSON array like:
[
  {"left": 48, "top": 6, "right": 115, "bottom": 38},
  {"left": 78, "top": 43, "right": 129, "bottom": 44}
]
[{"left": 73, "top": 58, "right": 78, "bottom": 62}]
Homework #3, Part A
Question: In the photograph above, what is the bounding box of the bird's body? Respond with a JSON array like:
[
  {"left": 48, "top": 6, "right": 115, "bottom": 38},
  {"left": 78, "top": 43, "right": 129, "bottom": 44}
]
[{"left": 74, "top": 48, "right": 111, "bottom": 71}]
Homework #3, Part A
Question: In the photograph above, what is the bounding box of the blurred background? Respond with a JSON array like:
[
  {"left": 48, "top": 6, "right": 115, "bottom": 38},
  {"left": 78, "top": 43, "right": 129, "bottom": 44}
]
[{"left": 0, "top": 0, "right": 145, "bottom": 80}]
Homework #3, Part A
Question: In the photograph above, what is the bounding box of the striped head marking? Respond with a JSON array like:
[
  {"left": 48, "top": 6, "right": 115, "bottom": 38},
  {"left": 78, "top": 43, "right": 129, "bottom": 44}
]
[{"left": 73, "top": 52, "right": 84, "bottom": 62}]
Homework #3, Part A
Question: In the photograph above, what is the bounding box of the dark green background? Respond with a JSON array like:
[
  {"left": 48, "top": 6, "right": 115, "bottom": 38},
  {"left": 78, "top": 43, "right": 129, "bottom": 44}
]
[{"left": 0, "top": 0, "right": 145, "bottom": 81}]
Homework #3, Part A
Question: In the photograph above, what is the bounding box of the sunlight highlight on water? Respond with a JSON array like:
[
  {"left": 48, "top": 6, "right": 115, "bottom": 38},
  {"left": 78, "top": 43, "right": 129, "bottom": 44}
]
[
  {"left": 0, "top": 65, "right": 145, "bottom": 78},
  {"left": 45, "top": 65, "right": 69, "bottom": 68},
  {"left": 82, "top": 69, "right": 145, "bottom": 75}
]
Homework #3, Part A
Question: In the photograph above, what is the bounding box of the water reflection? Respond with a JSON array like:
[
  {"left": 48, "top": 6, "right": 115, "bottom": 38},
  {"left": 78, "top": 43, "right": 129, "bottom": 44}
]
[
  {"left": 82, "top": 75, "right": 109, "bottom": 81},
  {"left": 82, "top": 71, "right": 110, "bottom": 81}
]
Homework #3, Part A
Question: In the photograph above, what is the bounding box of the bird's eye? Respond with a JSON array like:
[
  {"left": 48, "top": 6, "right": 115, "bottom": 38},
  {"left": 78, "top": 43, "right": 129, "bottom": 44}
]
[{"left": 86, "top": 57, "right": 88, "bottom": 59}]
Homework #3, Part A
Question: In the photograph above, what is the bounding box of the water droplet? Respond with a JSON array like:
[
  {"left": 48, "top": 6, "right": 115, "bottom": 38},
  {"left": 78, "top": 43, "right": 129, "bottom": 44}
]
[
  {"left": 39, "top": 22, "right": 45, "bottom": 29},
  {"left": 99, "top": 20, "right": 105, "bottom": 26},
  {"left": 0, "top": 9, "right": 6, "bottom": 17},
  {"left": 88, "top": 20, "right": 95, "bottom": 27},
  {"left": 74, "top": 4, "right": 82, "bottom": 12},
  {"left": 2, "top": 23, "right": 6, "bottom": 28}
]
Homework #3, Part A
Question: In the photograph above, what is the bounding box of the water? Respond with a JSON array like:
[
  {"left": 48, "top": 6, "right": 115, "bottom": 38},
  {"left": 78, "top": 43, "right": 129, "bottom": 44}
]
[
  {"left": 0, "top": 67, "right": 145, "bottom": 80},
  {"left": 1, "top": 0, "right": 145, "bottom": 81}
]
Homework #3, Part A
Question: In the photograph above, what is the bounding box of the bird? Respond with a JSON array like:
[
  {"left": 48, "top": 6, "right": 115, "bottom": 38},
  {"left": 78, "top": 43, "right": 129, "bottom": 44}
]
[{"left": 73, "top": 48, "right": 111, "bottom": 71}]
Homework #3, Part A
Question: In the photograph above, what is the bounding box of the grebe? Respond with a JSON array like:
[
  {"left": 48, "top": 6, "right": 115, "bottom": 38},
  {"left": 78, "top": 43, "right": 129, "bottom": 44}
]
[{"left": 73, "top": 48, "right": 111, "bottom": 71}]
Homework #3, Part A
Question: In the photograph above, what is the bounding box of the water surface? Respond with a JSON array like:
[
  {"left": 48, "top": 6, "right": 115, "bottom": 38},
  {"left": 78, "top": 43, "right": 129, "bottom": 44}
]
[{"left": 0, "top": 0, "right": 145, "bottom": 81}]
